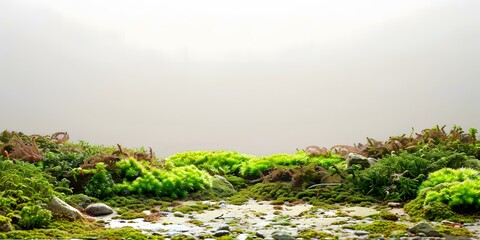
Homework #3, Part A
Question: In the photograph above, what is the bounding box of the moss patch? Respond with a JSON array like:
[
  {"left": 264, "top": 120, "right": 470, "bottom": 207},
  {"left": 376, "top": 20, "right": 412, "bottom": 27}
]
[{"left": 347, "top": 220, "right": 408, "bottom": 237}]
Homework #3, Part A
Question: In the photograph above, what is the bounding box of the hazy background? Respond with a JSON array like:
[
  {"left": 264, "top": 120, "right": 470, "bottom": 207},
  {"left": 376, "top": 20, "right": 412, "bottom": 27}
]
[{"left": 1, "top": 0, "right": 479, "bottom": 157}]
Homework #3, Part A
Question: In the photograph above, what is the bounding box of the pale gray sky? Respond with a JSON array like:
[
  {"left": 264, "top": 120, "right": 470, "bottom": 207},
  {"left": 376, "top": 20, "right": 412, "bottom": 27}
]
[{"left": 1, "top": 0, "right": 479, "bottom": 157}]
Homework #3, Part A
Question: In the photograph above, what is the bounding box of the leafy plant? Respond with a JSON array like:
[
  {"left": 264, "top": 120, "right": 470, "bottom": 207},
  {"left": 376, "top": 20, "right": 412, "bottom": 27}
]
[
  {"left": 0, "top": 161, "right": 56, "bottom": 215},
  {"left": 240, "top": 151, "right": 343, "bottom": 178},
  {"left": 419, "top": 168, "right": 480, "bottom": 191},
  {"left": 356, "top": 152, "right": 430, "bottom": 200},
  {"left": 85, "top": 163, "right": 115, "bottom": 198},
  {"left": 115, "top": 158, "right": 211, "bottom": 199},
  {"left": 18, "top": 205, "right": 52, "bottom": 229},
  {"left": 167, "top": 151, "right": 255, "bottom": 175}
]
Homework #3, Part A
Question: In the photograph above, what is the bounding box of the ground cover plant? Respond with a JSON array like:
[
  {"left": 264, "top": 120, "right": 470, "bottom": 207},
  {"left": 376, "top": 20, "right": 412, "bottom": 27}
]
[{"left": 0, "top": 125, "right": 478, "bottom": 238}]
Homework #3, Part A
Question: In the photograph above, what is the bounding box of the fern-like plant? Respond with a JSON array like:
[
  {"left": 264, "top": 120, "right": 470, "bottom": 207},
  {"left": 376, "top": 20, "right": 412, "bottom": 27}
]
[{"left": 85, "top": 163, "right": 115, "bottom": 199}]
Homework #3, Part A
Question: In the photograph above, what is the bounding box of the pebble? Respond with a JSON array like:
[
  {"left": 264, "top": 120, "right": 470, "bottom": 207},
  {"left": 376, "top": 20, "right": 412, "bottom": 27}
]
[
  {"left": 388, "top": 202, "right": 402, "bottom": 208},
  {"left": 237, "top": 234, "right": 250, "bottom": 240},
  {"left": 173, "top": 212, "right": 184, "bottom": 217},
  {"left": 213, "top": 230, "right": 230, "bottom": 237},
  {"left": 272, "top": 231, "right": 295, "bottom": 240},
  {"left": 255, "top": 232, "right": 266, "bottom": 238},
  {"left": 217, "top": 224, "right": 230, "bottom": 231},
  {"left": 354, "top": 230, "right": 369, "bottom": 236}
]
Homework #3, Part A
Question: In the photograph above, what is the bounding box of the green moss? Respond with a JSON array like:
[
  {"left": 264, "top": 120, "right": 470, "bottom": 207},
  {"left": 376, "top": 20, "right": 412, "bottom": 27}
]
[
  {"left": 436, "top": 225, "right": 472, "bottom": 237},
  {"left": 0, "top": 219, "right": 163, "bottom": 240},
  {"left": 224, "top": 175, "right": 247, "bottom": 189},
  {"left": 171, "top": 202, "right": 212, "bottom": 214},
  {"left": 378, "top": 210, "right": 398, "bottom": 221},
  {"left": 18, "top": 205, "right": 52, "bottom": 229},
  {"left": 297, "top": 229, "right": 334, "bottom": 239},
  {"left": 113, "top": 209, "right": 147, "bottom": 220},
  {"left": 348, "top": 220, "right": 408, "bottom": 237},
  {"left": 187, "top": 219, "right": 204, "bottom": 226}
]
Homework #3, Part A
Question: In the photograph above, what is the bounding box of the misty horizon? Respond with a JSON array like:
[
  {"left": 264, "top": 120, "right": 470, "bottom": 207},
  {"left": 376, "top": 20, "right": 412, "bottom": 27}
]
[{"left": 1, "top": 0, "right": 479, "bottom": 157}]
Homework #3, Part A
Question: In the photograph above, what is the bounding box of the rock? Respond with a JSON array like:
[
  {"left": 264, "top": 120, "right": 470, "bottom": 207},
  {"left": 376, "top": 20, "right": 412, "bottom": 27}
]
[
  {"left": 388, "top": 202, "right": 402, "bottom": 208},
  {"left": 173, "top": 212, "right": 184, "bottom": 217},
  {"left": 217, "top": 224, "right": 230, "bottom": 231},
  {"left": 214, "top": 175, "right": 235, "bottom": 189},
  {"left": 0, "top": 216, "right": 13, "bottom": 232},
  {"left": 210, "top": 176, "right": 237, "bottom": 197},
  {"left": 346, "top": 153, "right": 376, "bottom": 169},
  {"left": 354, "top": 230, "right": 369, "bottom": 236},
  {"left": 408, "top": 222, "right": 442, "bottom": 237},
  {"left": 441, "top": 220, "right": 463, "bottom": 228},
  {"left": 66, "top": 194, "right": 92, "bottom": 208},
  {"left": 218, "top": 201, "right": 227, "bottom": 208},
  {"left": 213, "top": 230, "right": 230, "bottom": 237},
  {"left": 255, "top": 232, "right": 266, "bottom": 238},
  {"left": 237, "top": 234, "right": 251, "bottom": 240},
  {"left": 47, "top": 197, "right": 83, "bottom": 220},
  {"left": 272, "top": 231, "right": 295, "bottom": 240},
  {"left": 85, "top": 203, "right": 114, "bottom": 216}
]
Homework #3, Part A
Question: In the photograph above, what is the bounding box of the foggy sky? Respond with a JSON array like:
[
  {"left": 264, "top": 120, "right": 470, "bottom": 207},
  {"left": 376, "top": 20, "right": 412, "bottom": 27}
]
[{"left": 1, "top": 0, "right": 479, "bottom": 157}]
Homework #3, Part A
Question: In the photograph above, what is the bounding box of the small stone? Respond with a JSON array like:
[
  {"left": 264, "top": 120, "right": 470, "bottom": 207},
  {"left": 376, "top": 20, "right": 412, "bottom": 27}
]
[
  {"left": 213, "top": 230, "right": 230, "bottom": 237},
  {"left": 85, "top": 203, "right": 114, "bottom": 216},
  {"left": 237, "top": 234, "right": 251, "bottom": 240},
  {"left": 441, "top": 220, "right": 463, "bottom": 227},
  {"left": 255, "top": 232, "right": 266, "bottom": 238},
  {"left": 272, "top": 231, "right": 295, "bottom": 240},
  {"left": 418, "top": 232, "right": 427, "bottom": 237},
  {"left": 173, "top": 212, "right": 184, "bottom": 217},
  {"left": 217, "top": 224, "right": 230, "bottom": 231},
  {"left": 387, "top": 202, "right": 402, "bottom": 208},
  {"left": 408, "top": 222, "right": 442, "bottom": 237},
  {"left": 354, "top": 230, "right": 369, "bottom": 236}
]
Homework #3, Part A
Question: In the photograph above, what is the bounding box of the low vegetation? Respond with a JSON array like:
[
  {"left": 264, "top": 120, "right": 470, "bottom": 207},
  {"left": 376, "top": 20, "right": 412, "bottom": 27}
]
[{"left": 0, "top": 125, "right": 478, "bottom": 237}]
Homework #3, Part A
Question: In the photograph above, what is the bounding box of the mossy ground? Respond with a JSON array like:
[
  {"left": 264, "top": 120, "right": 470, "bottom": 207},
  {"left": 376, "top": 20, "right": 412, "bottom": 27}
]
[{"left": 0, "top": 219, "right": 164, "bottom": 240}]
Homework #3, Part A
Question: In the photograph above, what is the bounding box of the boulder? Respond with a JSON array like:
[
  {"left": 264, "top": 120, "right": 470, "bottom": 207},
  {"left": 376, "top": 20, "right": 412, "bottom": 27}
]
[
  {"left": 346, "top": 153, "right": 376, "bottom": 169},
  {"left": 272, "top": 231, "right": 295, "bottom": 240},
  {"left": 85, "top": 203, "right": 114, "bottom": 216},
  {"left": 47, "top": 197, "right": 83, "bottom": 220},
  {"left": 408, "top": 222, "right": 442, "bottom": 237},
  {"left": 210, "top": 176, "right": 237, "bottom": 197}
]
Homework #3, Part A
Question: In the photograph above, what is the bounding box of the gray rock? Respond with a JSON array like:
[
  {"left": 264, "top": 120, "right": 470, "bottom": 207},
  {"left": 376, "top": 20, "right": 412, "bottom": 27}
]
[
  {"left": 255, "top": 232, "right": 266, "bottom": 238},
  {"left": 85, "top": 203, "right": 113, "bottom": 216},
  {"left": 217, "top": 224, "right": 230, "bottom": 231},
  {"left": 214, "top": 175, "right": 235, "bottom": 189},
  {"left": 0, "top": 217, "right": 13, "bottom": 232},
  {"left": 272, "top": 231, "right": 295, "bottom": 240},
  {"left": 408, "top": 222, "right": 442, "bottom": 237},
  {"left": 237, "top": 234, "right": 251, "bottom": 240},
  {"left": 387, "top": 202, "right": 402, "bottom": 208},
  {"left": 47, "top": 197, "right": 83, "bottom": 220},
  {"left": 346, "top": 153, "right": 376, "bottom": 169},
  {"left": 209, "top": 176, "right": 237, "bottom": 197},
  {"left": 354, "top": 230, "right": 369, "bottom": 236},
  {"left": 173, "top": 212, "right": 184, "bottom": 217},
  {"left": 213, "top": 230, "right": 230, "bottom": 237}
]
